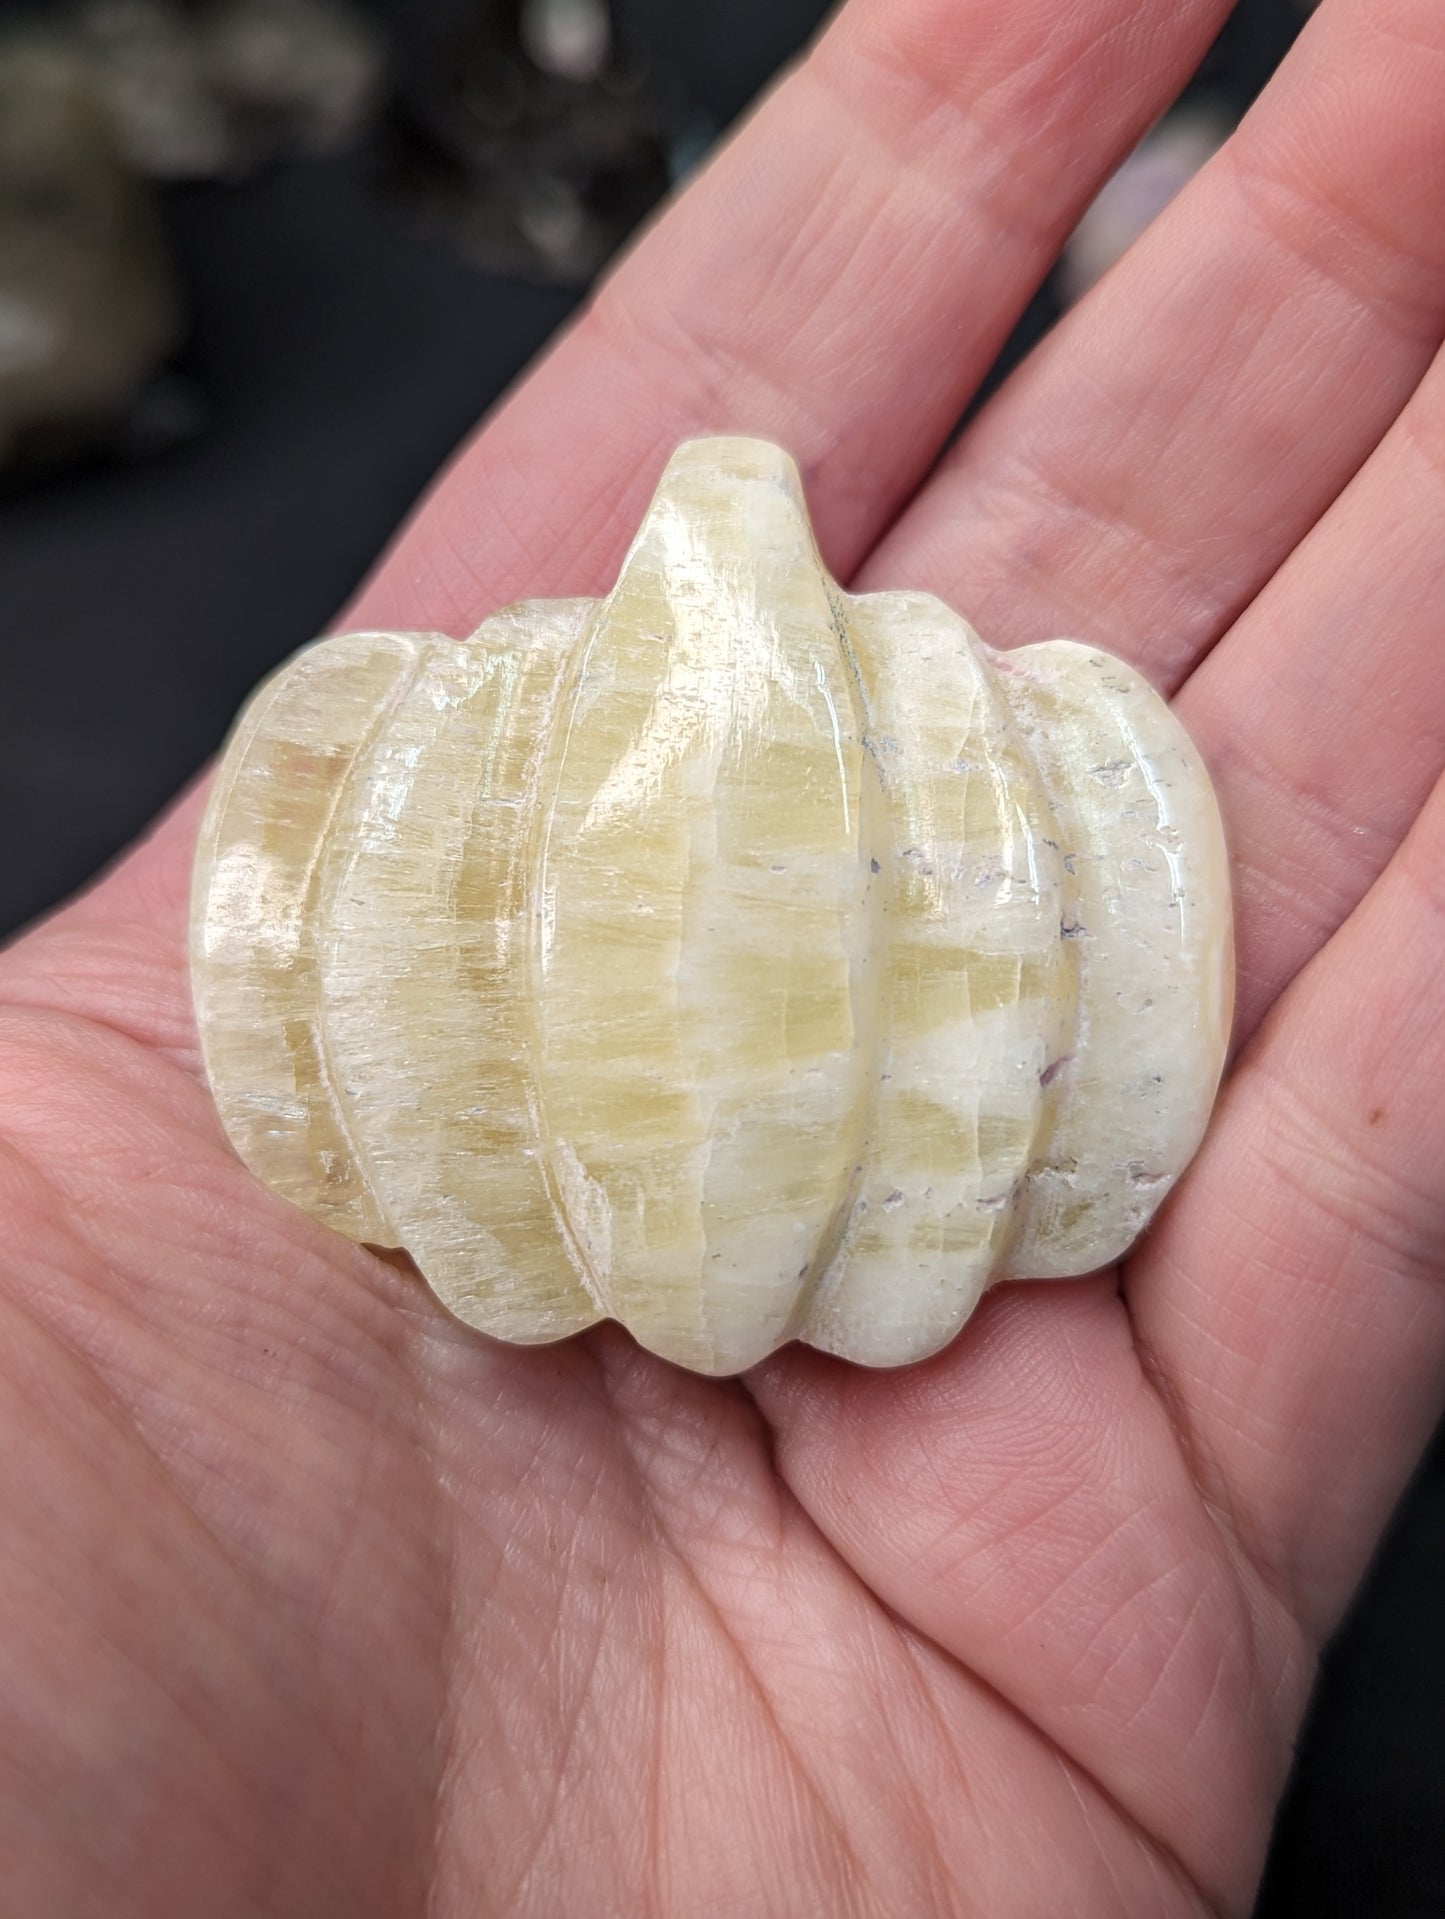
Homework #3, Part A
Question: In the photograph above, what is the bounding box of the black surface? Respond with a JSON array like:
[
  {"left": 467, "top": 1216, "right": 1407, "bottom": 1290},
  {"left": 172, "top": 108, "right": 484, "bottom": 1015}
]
[
  {"left": 1257, "top": 1424, "right": 1445, "bottom": 1919},
  {"left": 0, "top": 2, "right": 1441, "bottom": 1911}
]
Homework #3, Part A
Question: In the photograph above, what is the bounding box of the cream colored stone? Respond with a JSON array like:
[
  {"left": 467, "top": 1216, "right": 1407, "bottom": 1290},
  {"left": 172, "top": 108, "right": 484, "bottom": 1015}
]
[{"left": 191, "top": 436, "right": 1233, "bottom": 1373}]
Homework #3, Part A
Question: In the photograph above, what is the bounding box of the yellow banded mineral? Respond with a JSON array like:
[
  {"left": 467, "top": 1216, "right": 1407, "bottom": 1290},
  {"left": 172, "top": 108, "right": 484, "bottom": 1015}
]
[{"left": 191, "top": 436, "right": 1233, "bottom": 1374}]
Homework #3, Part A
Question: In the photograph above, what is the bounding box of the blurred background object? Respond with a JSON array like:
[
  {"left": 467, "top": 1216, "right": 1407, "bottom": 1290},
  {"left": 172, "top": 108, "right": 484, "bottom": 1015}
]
[
  {"left": 0, "top": 4, "right": 1439, "bottom": 1912},
  {"left": 0, "top": 37, "right": 184, "bottom": 471},
  {"left": 73, "top": 0, "right": 386, "bottom": 178},
  {"left": 378, "top": 0, "right": 669, "bottom": 284}
]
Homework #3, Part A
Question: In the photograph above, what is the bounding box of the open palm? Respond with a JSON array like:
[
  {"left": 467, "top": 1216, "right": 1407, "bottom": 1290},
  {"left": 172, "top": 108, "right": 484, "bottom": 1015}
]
[{"left": 4, "top": 0, "right": 1445, "bottom": 1911}]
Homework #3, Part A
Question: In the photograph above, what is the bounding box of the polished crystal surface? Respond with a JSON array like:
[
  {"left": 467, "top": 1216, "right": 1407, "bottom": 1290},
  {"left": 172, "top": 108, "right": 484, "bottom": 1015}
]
[{"left": 191, "top": 437, "right": 1233, "bottom": 1373}]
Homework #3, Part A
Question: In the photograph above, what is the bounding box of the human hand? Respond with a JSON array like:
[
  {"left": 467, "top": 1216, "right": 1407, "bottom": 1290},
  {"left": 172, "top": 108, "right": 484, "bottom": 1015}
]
[{"left": 4, "top": 0, "right": 1444, "bottom": 1911}]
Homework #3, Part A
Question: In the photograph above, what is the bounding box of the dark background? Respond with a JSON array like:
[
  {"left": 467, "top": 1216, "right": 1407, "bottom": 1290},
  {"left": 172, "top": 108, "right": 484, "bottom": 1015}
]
[{"left": 1, "top": 2, "right": 1441, "bottom": 1911}]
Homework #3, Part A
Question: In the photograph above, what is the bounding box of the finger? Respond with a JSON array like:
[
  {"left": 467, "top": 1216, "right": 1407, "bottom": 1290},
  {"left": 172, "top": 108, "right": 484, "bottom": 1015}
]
[
  {"left": 862, "top": 0, "right": 1445, "bottom": 689},
  {"left": 349, "top": 0, "right": 1230, "bottom": 634},
  {"left": 1124, "top": 764, "right": 1445, "bottom": 1645},
  {"left": 1176, "top": 338, "right": 1445, "bottom": 1043}
]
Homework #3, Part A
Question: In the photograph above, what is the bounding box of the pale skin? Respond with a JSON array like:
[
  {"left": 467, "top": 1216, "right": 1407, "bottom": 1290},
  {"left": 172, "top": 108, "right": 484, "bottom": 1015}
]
[{"left": 3, "top": 0, "right": 1444, "bottom": 1909}]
